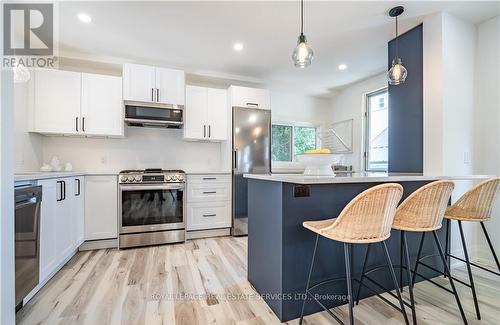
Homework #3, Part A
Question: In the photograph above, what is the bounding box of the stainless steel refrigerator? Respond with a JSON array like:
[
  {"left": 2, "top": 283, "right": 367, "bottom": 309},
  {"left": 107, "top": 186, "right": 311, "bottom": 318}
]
[{"left": 232, "top": 106, "right": 271, "bottom": 236}]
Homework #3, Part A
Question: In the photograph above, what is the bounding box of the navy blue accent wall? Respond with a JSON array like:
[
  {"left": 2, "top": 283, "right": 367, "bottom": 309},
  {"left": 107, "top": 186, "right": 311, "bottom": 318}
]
[{"left": 388, "top": 24, "right": 423, "bottom": 173}]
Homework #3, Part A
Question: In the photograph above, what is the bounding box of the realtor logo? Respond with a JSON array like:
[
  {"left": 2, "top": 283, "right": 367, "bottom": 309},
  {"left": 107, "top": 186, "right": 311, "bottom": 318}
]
[{"left": 4, "top": 3, "right": 53, "bottom": 56}]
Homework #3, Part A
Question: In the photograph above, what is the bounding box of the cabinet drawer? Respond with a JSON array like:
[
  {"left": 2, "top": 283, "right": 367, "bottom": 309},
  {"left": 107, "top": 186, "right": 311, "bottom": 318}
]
[
  {"left": 187, "top": 182, "right": 230, "bottom": 202},
  {"left": 187, "top": 174, "right": 231, "bottom": 184},
  {"left": 187, "top": 201, "right": 231, "bottom": 231}
]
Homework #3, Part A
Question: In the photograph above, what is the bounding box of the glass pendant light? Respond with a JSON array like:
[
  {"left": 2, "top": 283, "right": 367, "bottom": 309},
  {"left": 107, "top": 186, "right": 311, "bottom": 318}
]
[
  {"left": 292, "top": 0, "right": 313, "bottom": 68},
  {"left": 387, "top": 6, "right": 407, "bottom": 85}
]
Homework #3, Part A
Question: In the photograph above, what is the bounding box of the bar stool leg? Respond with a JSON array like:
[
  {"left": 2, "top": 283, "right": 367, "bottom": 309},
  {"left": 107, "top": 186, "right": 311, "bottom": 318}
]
[
  {"left": 381, "top": 241, "right": 410, "bottom": 325},
  {"left": 432, "top": 231, "right": 468, "bottom": 325},
  {"left": 458, "top": 221, "right": 481, "bottom": 320},
  {"left": 412, "top": 232, "right": 426, "bottom": 287},
  {"left": 299, "top": 234, "right": 319, "bottom": 325},
  {"left": 355, "top": 244, "right": 371, "bottom": 305},
  {"left": 444, "top": 219, "right": 451, "bottom": 278},
  {"left": 400, "top": 234, "right": 404, "bottom": 292},
  {"left": 402, "top": 231, "right": 417, "bottom": 325},
  {"left": 480, "top": 221, "right": 500, "bottom": 271},
  {"left": 344, "top": 243, "right": 355, "bottom": 325}
]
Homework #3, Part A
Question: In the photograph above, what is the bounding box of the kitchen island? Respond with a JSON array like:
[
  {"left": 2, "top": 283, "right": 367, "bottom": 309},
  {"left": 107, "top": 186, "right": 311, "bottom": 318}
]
[{"left": 244, "top": 173, "right": 489, "bottom": 322}]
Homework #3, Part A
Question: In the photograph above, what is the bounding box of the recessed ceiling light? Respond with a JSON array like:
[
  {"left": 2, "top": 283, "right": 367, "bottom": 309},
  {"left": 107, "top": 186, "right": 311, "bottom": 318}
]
[
  {"left": 233, "top": 42, "right": 244, "bottom": 51},
  {"left": 78, "top": 13, "right": 92, "bottom": 24},
  {"left": 338, "top": 64, "right": 347, "bottom": 71}
]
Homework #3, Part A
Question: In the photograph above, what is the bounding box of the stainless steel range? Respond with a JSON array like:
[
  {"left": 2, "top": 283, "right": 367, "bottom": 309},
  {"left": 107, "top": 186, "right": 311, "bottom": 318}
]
[{"left": 118, "top": 169, "right": 185, "bottom": 248}]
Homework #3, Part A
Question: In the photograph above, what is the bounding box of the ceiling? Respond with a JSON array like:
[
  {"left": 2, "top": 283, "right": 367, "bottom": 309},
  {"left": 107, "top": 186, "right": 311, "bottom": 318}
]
[{"left": 57, "top": 1, "right": 500, "bottom": 97}]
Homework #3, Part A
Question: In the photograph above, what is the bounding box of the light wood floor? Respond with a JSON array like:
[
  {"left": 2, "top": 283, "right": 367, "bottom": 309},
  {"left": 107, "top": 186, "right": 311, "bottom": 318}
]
[{"left": 17, "top": 236, "right": 500, "bottom": 325}]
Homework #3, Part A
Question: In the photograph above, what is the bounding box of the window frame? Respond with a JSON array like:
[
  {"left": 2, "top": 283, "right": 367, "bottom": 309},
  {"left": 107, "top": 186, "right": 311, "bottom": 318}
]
[
  {"left": 364, "top": 87, "right": 389, "bottom": 172},
  {"left": 271, "top": 122, "right": 320, "bottom": 162}
]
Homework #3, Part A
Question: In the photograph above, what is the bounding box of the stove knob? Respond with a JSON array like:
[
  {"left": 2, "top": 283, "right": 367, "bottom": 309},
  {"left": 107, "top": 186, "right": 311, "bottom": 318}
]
[
  {"left": 166, "top": 175, "right": 172, "bottom": 181},
  {"left": 172, "top": 175, "right": 179, "bottom": 181},
  {"left": 128, "top": 176, "right": 135, "bottom": 182},
  {"left": 178, "top": 175, "right": 184, "bottom": 181},
  {"left": 120, "top": 176, "right": 128, "bottom": 183},
  {"left": 135, "top": 176, "right": 141, "bottom": 182}
]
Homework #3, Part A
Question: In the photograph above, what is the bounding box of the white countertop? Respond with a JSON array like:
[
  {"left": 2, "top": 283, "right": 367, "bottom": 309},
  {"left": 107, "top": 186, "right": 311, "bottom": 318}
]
[
  {"left": 243, "top": 173, "right": 493, "bottom": 185},
  {"left": 14, "top": 171, "right": 88, "bottom": 182}
]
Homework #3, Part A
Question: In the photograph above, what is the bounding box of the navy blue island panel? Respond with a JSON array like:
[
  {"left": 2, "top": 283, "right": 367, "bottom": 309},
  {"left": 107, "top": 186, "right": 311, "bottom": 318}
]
[{"left": 247, "top": 178, "right": 446, "bottom": 322}]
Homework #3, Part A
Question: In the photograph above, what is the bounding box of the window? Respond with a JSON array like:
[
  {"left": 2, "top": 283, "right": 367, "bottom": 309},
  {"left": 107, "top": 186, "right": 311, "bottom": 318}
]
[
  {"left": 272, "top": 124, "right": 318, "bottom": 161},
  {"left": 365, "top": 88, "right": 388, "bottom": 171}
]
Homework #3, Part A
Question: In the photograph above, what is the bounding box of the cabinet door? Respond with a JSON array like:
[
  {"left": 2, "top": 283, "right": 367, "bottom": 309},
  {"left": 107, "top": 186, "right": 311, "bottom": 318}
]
[
  {"left": 156, "top": 67, "right": 185, "bottom": 105},
  {"left": 73, "top": 177, "right": 85, "bottom": 247},
  {"left": 38, "top": 179, "right": 58, "bottom": 282},
  {"left": 122, "top": 63, "right": 156, "bottom": 103},
  {"left": 229, "top": 86, "right": 271, "bottom": 110},
  {"left": 84, "top": 176, "right": 118, "bottom": 241},
  {"left": 81, "top": 73, "right": 123, "bottom": 137},
  {"left": 206, "top": 88, "right": 228, "bottom": 141},
  {"left": 32, "top": 69, "right": 81, "bottom": 134},
  {"left": 55, "top": 178, "right": 74, "bottom": 264},
  {"left": 184, "top": 85, "right": 207, "bottom": 140}
]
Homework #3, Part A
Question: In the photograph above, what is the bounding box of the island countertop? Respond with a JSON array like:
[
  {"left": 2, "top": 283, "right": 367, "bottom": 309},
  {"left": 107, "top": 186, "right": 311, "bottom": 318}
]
[{"left": 243, "top": 172, "right": 492, "bottom": 185}]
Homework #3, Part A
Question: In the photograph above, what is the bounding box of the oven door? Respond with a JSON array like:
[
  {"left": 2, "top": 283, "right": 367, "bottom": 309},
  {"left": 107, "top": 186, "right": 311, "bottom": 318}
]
[{"left": 119, "top": 183, "right": 184, "bottom": 234}]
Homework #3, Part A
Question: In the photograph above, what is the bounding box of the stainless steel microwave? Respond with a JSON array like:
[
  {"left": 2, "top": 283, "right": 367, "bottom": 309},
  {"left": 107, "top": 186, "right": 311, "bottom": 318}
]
[{"left": 124, "top": 101, "right": 183, "bottom": 128}]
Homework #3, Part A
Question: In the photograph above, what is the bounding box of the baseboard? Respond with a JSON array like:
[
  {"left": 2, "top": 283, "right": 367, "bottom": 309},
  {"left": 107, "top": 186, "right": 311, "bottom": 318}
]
[
  {"left": 79, "top": 238, "right": 118, "bottom": 251},
  {"left": 186, "top": 228, "right": 231, "bottom": 240}
]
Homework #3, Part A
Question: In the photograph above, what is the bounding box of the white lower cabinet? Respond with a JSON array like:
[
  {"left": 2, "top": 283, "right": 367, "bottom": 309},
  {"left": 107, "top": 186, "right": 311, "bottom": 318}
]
[
  {"left": 186, "top": 174, "right": 231, "bottom": 232},
  {"left": 84, "top": 175, "right": 118, "bottom": 241},
  {"left": 30, "top": 176, "right": 85, "bottom": 303},
  {"left": 73, "top": 177, "right": 85, "bottom": 247}
]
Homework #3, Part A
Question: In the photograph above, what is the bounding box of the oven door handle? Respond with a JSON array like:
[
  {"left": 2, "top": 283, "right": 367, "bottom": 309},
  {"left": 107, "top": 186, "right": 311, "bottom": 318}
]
[{"left": 120, "top": 184, "right": 184, "bottom": 191}]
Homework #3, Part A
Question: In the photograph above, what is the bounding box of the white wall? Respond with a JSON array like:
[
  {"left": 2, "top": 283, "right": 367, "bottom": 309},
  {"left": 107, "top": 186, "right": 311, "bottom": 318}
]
[
  {"left": 1, "top": 57, "right": 17, "bottom": 325},
  {"left": 473, "top": 16, "right": 500, "bottom": 261},
  {"left": 328, "top": 73, "right": 386, "bottom": 172},
  {"left": 271, "top": 91, "right": 330, "bottom": 127}
]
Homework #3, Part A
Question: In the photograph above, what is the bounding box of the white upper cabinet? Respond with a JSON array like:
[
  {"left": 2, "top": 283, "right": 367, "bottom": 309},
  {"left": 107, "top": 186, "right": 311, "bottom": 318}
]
[
  {"left": 81, "top": 73, "right": 123, "bottom": 136},
  {"left": 29, "top": 69, "right": 123, "bottom": 137},
  {"left": 206, "top": 88, "right": 228, "bottom": 141},
  {"left": 229, "top": 86, "right": 271, "bottom": 110},
  {"left": 122, "top": 63, "right": 155, "bottom": 102},
  {"left": 156, "top": 67, "right": 185, "bottom": 105},
  {"left": 184, "top": 85, "right": 227, "bottom": 141},
  {"left": 31, "top": 69, "right": 81, "bottom": 134},
  {"left": 123, "top": 63, "right": 185, "bottom": 105}
]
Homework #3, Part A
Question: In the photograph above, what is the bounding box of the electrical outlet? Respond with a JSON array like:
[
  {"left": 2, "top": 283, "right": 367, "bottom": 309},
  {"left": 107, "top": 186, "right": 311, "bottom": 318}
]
[
  {"left": 463, "top": 151, "right": 471, "bottom": 164},
  {"left": 100, "top": 156, "right": 107, "bottom": 164}
]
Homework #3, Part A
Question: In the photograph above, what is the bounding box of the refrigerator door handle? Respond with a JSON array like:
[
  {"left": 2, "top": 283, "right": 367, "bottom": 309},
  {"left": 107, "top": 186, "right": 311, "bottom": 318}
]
[{"left": 233, "top": 149, "right": 238, "bottom": 170}]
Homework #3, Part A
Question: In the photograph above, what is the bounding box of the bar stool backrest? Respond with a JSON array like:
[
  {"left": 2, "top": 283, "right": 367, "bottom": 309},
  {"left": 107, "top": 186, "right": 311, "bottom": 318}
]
[
  {"left": 446, "top": 177, "right": 500, "bottom": 221},
  {"left": 323, "top": 183, "right": 403, "bottom": 243},
  {"left": 393, "top": 180, "right": 455, "bottom": 231}
]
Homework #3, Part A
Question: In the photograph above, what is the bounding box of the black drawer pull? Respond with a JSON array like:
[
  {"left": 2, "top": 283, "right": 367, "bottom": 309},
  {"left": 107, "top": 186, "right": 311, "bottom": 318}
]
[
  {"left": 202, "top": 177, "right": 217, "bottom": 180},
  {"left": 202, "top": 214, "right": 217, "bottom": 217},
  {"left": 202, "top": 191, "right": 217, "bottom": 194}
]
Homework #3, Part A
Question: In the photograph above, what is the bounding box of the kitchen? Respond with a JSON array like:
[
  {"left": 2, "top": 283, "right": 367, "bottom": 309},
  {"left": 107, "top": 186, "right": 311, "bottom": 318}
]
[{"left": 1, "top": 1, "right": 500, "bottom": 325}]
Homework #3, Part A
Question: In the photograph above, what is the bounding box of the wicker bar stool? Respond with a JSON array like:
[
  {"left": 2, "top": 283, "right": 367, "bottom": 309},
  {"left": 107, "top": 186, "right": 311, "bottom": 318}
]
[
  {"left": 443, "top": 177, "right": 500, "bottom": 320},
  {"left": 299, "top": 183, "right": 407, "bottom": 325},
  {"left": 356, "top": 181, "right": 468, "bottom": 325}
]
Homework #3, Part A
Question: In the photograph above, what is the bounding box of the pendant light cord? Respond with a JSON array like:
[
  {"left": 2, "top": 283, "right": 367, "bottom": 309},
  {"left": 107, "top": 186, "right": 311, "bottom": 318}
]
[
  {"left": 395, "top": 15, "right": 399, "bottom": 59},
  {"left": 300, "top": 0, "right": 304, "bottom": 36}
]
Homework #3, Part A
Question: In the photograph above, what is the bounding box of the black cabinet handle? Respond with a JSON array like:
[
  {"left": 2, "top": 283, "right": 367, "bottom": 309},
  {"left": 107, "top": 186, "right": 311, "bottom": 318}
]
[
  {"left": 75, "top": 179, "right": 81, "bottom": 196},
  {"left": 202, "top": 191, "right": 217, "bottom": 194},
  {"left": 156, "top": 88, "right": 159, "bottom": 102},
  {"left": 56, "top": 181, "right": 63, "bottom": 201},
  {"left": 202, "top": 214, "right": 217, "bottom": 217},
  {"left": 246, "top": 102, "right": 259, "bottom": 108},
  {"left": 62, "top": 181, "right": 66, "bottom": 200},
  {"left": 202, "top": 177, "right": 217, "bottom": 180},
  {"left": 76, "top": 117, "right": 79, "bottom": 132},
  {"left": 208, "top": 125, "right": 211, "bottom": 138},
  {"left": 82, "top": 117, "right": 86, "bottom": 132},
  {"left": 203, "top": 125, "right": 206, "bottom": 138},
  {"left": 151, "top": 88, "right": 154, "bottom": 101}
]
